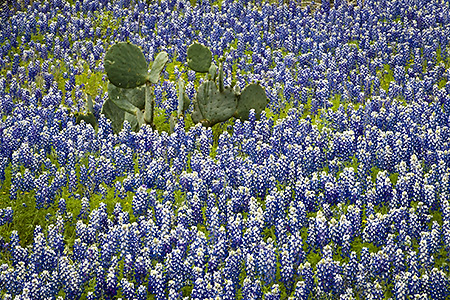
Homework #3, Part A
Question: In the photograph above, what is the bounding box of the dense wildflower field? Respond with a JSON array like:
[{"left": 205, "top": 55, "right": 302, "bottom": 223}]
[{"left": 1, "top": 0, "right": 450, "bottom": 299}]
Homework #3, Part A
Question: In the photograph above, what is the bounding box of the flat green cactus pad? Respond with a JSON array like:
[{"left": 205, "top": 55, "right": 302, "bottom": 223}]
[
  {"left": 191, "top": 99, "right": 204, "bottom": 124},
  {"left": 124, "top": 111, "right": 139, "bottom": 132},
  {"left": 148, "top": 51, "right": 169, "bottom": 84},
  {"left": 129, "top": 86, "right": 146, "bottom": 109},
  {"left": 209, "top": 63, "right": 217, "bottom": 80},
  {"left": 235, "top": 83, "right": 268, "bottom": 120},
  {"left": 101, "top": 98, "right": 125, "bottom": 134},
  {"left": 104, "top": 42, "right": 149, "bottom": 88},
  {"left": 197, "top": 81, "right": 237, "bottom": 126},
  {"left": 187, "top": 43, "right": 212, "bottom": 73},
  {"left": 107, "top": 83, "right": 144, "bottom": 114},
  {"left": 183, "top": 94, "right": 190, "bottom": 112},
  {"left": 86, "top": 94, "right": 94, "bottom": 113}
]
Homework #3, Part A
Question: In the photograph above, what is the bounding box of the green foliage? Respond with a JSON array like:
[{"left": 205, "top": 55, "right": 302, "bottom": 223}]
[
  {"left": 104, "top": 42, "right": 149, "bottom": 89},
  {"left": 186, "top": 43, "right": 269, "bottom": 127},
  {"left": 75, "top": 68, "right": 107, "bottom": 100},
  {"left": 74, "top": 95, "right": 98, "bottom": 129},
  {"left": 187, "top": 43, "right": 212, "bottom": 73},
  {"left": 102, "top": 42, "right": 169, "bottom": 133}
]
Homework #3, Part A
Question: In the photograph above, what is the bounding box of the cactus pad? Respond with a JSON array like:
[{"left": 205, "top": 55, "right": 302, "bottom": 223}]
[
  {"left": 191, "top": 100, "right": 204, "bottom": 124},
  {"left": 187, "top": 43, "right": 212, "bottom": 73},
  {"left": 196, "top": 81, "right": 237, "bottom": 126},
  {"left": 209, "top": 63, "right": 217, "bottom": 80},
  {"left": 86, "top": 94, "right": 94, "bottom": 113},
  {"left": 218, "top": 63, "right": 224, "bottom": 92},
  {"left": 107, "top": 83, "right": 141, "bottom": 115},
  {"left": 101, "top": 98, "right": 125, "bottom": 134},
  {"left": 104, "top": 42, "right": 148, "bottom": 88},
  {"left": 148, "top": 51, "right": 169, "bottom": 84},
  {"left": 124, "top": 111, "right": 139, "bottom": 132},
  {"left": 235, "top": 83, "right": 268, "bottom": 120},
  {"left": 177, "top": 78, "right": 190, "bottom": 116}
]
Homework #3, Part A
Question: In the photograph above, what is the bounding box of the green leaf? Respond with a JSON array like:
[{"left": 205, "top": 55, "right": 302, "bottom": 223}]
[
  {"left": 101, "top": 98, "right": 125, "bottom": 134},
  {"left": 107, "top": 83, "right": 140, "bottom": 115},
  {"left": 148, "top": 51, "right": 169, "bottom": 84},
  {"left": 187, "top": 43, "right": 212, "bottom": 73},
  {"left": 104, "top": 42, "right": 148, "bottom": 88}
]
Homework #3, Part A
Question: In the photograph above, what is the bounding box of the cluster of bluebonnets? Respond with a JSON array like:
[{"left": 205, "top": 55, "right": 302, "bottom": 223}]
[{"left": 1, "top": 0, "right": 450, "bottom": 298}]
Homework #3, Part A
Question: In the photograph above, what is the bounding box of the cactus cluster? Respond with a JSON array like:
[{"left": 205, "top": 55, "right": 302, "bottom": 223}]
[
  {"left": 101, "top": 42, "right": 168, "bottom": 133},
  {"left": 180, "top": 43, "right": 268, "bottom": 127},
  {"left": 101, "top": 41, "right": 267, "bottom": 133}
]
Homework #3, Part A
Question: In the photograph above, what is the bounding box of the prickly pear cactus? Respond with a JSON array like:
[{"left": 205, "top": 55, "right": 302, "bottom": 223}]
[
  {"left": 102, "top": 42, "right": 168, "bottom": 133},
  {"left": 177, "top": 78, "right": 190, "bottom": 117},
  {"left": 124, "top": 111, "right": 139, "bottom": 132},
  {"left": 101, "top": 98, "right": 125, "bottom": 134},
  {"left": 107, "top": 83, "right": 141, "bottom": 115},
  {"left": 235, "top": 83, "right": 268, "bottom": 120},
  {"left": 104, "top": 42, "right": 149, "bottom": 89},
  {"left": 75, "top": 113, "right": 98, "bottom": 129},
  {"left": 195, "top": 81, "right": 237, "bottom": 127},
  {"left": 191, "top": 99, "right": 204, "bottom": 124},
  {"left": 148, "top": 52, "right": 169, "bottom": 84},
  {"left": 187, "top": 43, "right": 212, "bottom": 73},
  {"left": 209, "top": 63, "right": 217, "bottom": 80},
  {"left": 186, "top": 44, "right": 268, "bottom": 127}
]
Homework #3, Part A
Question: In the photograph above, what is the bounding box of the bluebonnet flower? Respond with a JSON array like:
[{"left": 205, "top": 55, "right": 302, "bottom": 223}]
[
  {"left": 132, "top": 186, "right": 149, "bottom": 218},
  {"left": 429, "top": 268, "right": 449, "bottom": 300},
  {"left": 315, "top": 245, "right": 341, "bottom": 294},
  {"left": 258, "top": 283, "right": 278, "bottom": 300},
  {"left": 104, "top": 266, "right": 118, "bottom": 299},
  {"left": 148, "top": 263, "right": 165, "bottom": 300},
  {"left": 0, "top": 207, "right": 13, "bottom": 226},
  {"left": 369, "top": 250, "right": 390, "bottom": 282},
  {"left": 59, "top": 256, "right": 82, "bottom": 300},
  {"left": 280, "top": 245, "right": 295, "bottom": 293}
]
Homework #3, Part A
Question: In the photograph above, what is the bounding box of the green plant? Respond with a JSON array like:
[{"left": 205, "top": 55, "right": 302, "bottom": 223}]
[
  {"left": 102, "top": 42, "right": 169, "bottom": 133},
  {"left": 183, "top": 43, "right": 269, "bottom": 127}
]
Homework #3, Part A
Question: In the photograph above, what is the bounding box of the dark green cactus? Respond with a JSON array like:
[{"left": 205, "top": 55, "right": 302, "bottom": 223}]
[
  {"left": 148, "top": 52, "right": 169, "bottom": 84},
  {"left": 235, "top": 83, "right": 267, "bottom": 120},
  {"left": 104, "top": 42, "right": 149, "bottom": 89},
  {"left": 107, "top": 83, "right": 142, "bottom": 115},
  {"left": 186, "top": 43, "right": 268, "bottom": 127},
  {"left": 195, "top": 81, "right": 237, "bottom": 127},
  {"left": 124, "top": 111, "right": 139, "bottom": 132},
  {"left": 191, "top": 99, "right": 204, "bottom": 124},
  {"left": 101, "top": 98, "right": 124, "bottom": 134},
  {"left": 209, "top": 63, "right": 217, "bottom": 80},
  {"left": 102, "top": 42, "right": 168, "bottom": 133},
  {"left": 177, "top": 78, "right": 190, "bottom": 117},
  {"left": 187, "top": 43, "right": 212, "bottom": 73},
  {"left": 75, "top": 113, "right": 98, "bottom": 129}
]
